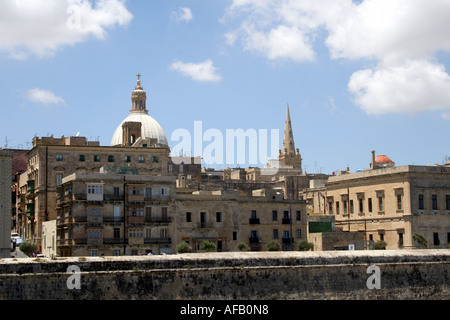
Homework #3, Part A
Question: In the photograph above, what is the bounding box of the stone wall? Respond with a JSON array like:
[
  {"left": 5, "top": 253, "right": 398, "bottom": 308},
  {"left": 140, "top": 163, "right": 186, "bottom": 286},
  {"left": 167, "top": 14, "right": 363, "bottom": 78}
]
[{"left": 0, "top": 250, "right": 448, "bottom": 300}]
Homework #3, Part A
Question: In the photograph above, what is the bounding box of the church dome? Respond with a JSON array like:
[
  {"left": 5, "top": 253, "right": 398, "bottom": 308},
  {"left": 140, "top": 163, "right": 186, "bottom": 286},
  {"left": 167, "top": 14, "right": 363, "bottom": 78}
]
[
  {"left": 110, "top": 74, "right": 168, "bottom": 147},
  {"left": 111, "top": 111, "right": 168, "bottom": 147},
  {"left": 375, "top": 154, "right": 393, "bottom": 163}
]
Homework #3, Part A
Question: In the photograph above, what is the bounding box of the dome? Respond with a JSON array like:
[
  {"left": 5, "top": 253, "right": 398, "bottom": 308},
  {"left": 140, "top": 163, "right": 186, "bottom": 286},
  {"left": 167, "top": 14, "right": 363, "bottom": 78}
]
[
  {"left": 111, "top": 111, "right": 168, "bottom": 147},
  {"left": 111, "top": 74, "right": 168, "bottom": 147},
  {"left": 375, "top": 155, "right": 393, "bottom": 163}
]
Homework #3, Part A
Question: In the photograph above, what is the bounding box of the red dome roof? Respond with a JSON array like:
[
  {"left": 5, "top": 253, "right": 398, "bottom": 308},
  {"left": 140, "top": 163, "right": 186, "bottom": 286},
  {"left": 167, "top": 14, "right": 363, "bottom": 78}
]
[{"left": 375, "top": 155, "right": 393, "bottom": 163}]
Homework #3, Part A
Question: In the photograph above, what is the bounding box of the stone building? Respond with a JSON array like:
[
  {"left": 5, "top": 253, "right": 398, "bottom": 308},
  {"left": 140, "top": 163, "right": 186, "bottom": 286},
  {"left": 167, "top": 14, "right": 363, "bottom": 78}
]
[
  {"left": 306, "top": 152, "right": 450, "bottom": 250},
  {"left": 16, "top": 75, "right": 173, "bottom": 249},
  {"left": 0, "top": 150, "right": 12, "bottom": 258},
  {"left": 174, "top": 189, "right": 307, "bottom": 252},
  {"left": 56, "top": 170, "right": 176, "bottom": 256}
]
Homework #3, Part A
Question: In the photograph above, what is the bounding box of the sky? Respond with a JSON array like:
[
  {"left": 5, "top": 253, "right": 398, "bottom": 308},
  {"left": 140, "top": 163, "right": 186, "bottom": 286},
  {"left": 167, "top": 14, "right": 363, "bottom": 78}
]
[{"left": 1, "top": 0, "right": 450, "bottom": 175}]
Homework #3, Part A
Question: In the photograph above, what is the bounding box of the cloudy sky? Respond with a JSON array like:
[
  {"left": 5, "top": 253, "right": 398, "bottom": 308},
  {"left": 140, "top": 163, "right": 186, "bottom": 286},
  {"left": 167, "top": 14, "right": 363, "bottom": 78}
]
[{"left": 1, "top": 0, "right": 450, "bottom": 174}]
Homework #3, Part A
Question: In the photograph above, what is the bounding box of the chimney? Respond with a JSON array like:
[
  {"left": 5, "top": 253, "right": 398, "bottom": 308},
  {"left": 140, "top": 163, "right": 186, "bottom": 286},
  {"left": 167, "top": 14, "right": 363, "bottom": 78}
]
[{"left": 371, "top": 150, "right": 376, "bottom": 169}]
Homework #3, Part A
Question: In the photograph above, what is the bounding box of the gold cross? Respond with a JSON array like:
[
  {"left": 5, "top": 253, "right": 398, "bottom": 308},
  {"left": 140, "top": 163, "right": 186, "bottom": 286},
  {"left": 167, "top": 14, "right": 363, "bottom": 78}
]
[{"left": 137, "top": 73, "right": 142, "bottom": 80}]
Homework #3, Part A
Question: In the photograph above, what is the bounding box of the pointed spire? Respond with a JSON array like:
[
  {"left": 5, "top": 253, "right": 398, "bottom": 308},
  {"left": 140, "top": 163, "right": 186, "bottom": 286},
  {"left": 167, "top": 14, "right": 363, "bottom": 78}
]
[{"left": 283, "top": 104, "right": 295, "bottom": 155}]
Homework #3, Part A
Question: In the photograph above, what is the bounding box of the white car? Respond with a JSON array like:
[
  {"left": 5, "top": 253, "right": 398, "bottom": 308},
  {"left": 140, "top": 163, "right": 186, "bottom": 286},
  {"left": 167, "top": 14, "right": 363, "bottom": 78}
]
[
  {"left": 14, "top": 237, "right": 24, "bottom": 245},
  {"left": 11, "top": 233, "right": 19, "bottom": 239}
]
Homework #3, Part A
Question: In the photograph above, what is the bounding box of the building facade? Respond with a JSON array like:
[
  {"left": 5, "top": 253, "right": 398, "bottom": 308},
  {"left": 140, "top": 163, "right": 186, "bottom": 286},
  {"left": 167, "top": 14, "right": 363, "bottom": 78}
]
[
  {"left": 0, "top": 150, "right": 12, "bottom": 258},
  {"left": 174, "top": 189, "right": 307, "bottom": 252},
  {"left": 322, "top": 161, "right": 450, "bottom": 250}
]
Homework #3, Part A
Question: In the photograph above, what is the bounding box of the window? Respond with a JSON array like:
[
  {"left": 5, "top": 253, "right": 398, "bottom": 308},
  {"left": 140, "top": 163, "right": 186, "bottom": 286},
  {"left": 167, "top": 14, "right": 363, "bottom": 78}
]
[
  {"left": 114, "top": 187, "right": 120, "bottom": 196},
  {"left": 343, "top": 200, "right": 348, "bottom": 214},
  {"left": 113, "top": 250, "right": 120, "bottom": 256},
  {"left": 94, "top": 155, "right": 100, "bottom": 162},
  {"left": 432, "top": 195, "right": 438, "bottom": 210},
  {"left": 368, "top": 198, "right": 373, "bottom": 212},
  {"left": 359, "top": 199, "right": 363, "bottom": 213},
  {"left": 124, "top": 156, "right": 131, "bottom": 163},
  {"left": 446, "top": 195, "right": 450, "bottom": 210},
  {"left": 272, "top": 210, "right": 278, "bottom": 221},
  {"left": 87, "top": 207, "right": 102, "bottom": 216},
  {"left": 128, "top": 207, "right": 144, "bottom": 216},
  {"left": 56, "top": 154, "right": 63, "bottom": 161},
  {"left": 297, "top": 229, "right": 302, "bottom": 239},
  {"left": 398, "top": 233, "right": 404, "bottom": 246},
  {"left": 283, "top": 211, "right": 289, "bottom": 220},
  {"left": 56, "top": 174, "right": 63, "bottom": 187},
  {"left": 273, "top": 229, "right": 279, "bottom": 239},
  {"left": 418, "top": 194, "right": 424, "bottom": 210},
  {"left": 350, "top": 200, "right": 354, "bottom": 214},
  {"left": 113, "top": 228, "right": 120, "bottom": 239},
  {"left": 108, "top": 155, "right": 114, "bottom": 163},
  {"left": 283, "top": 230, "right": 290, "bottom": 239},
  {"left": 328, "top": 202, "right": 333, "bottom": 215},
  {"left": 296, "top": 211, "right": 301, "bottom": 221},
  {"left": 397, "top": 194, "right": 402, "bottom": 210},
  {"left": 378, "top": 197, "right": 383, "bottom": 212},
  {"left": 336, "top": 201, "right": 340, "bottom": 215},
  {"left": 433, "top": 232, "right": 440, "bottom": 246},
  {"left": 138, "top": 156, "right": 145, "bottom": 163},
  {"left": 233, "top": 231, "right": 237, "bottom": 241},
  {"left": 251, "top": 210, "right": 257, "bottom": 219},
  {"left": 152, "top": 156, "right": 159, "bottom": 163},
  {"left": 87, "top": 184, "right": 103, "bottom": 195},
  {"left": 216, "top": 212, "right": 222, "bottom": 222},
  {"left": 186, "top": 212, "right": 192, "bottom": 222},
  {"left": 79, "top": 155, "right": 85, "bottom": 162}
]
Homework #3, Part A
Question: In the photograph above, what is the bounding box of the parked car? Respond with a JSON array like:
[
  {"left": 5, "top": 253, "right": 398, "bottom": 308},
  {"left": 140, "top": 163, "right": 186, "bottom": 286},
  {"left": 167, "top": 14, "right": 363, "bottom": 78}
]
[
  {"left": 32, "top": 251, "right": 45, "bottom": 258},
  {"left": 14, "top": 237, "right": 24, "bottom": 245},
  {"left": 11, "top": 233, "right": 19, "bottom": 240}
]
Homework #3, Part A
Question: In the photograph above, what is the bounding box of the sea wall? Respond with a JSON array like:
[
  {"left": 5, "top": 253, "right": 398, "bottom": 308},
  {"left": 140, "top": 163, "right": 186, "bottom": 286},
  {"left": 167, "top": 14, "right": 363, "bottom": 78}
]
[{"left": 0, "top": 250, "right": 448, "bottom": 300}]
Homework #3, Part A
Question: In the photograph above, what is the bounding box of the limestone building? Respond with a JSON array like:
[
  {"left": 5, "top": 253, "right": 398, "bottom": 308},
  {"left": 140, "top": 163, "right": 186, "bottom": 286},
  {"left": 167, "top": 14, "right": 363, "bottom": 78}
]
[
  {"left": 17, "top": 75, "right": 172, "bottom": 248},
  {"left": 174, "top": 189, "right": 307, "bottom": 252},
  {"left": 304, "top": 152, "right": 450, "bottom": 250},
  {"left": 56, "top": 171, "right": 176, "bottom": 256},
  {"left": 0, "top": 150, "right": 12, "bottom": 258}
]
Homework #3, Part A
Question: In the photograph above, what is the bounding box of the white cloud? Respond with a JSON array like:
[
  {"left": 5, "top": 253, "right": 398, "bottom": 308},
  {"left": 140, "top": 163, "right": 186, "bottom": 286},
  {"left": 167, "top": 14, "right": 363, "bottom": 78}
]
[
  {"left": 224, "top": 0, "right": 450, "bottom": 117},
  {"left": 171, "top": 7, "right": 193, "bottom": 23},
  {"left": 170, "top": 60, "right": 222, "bottom": 82},
  {"left": 26, "top": 88, "right": 66, "bottom": 106},
  {"left": 348, "top": 60, "right": 450, "bottom": 116},
  {"left": 0, "top": 0, "right": 133, "bottom": 59}
]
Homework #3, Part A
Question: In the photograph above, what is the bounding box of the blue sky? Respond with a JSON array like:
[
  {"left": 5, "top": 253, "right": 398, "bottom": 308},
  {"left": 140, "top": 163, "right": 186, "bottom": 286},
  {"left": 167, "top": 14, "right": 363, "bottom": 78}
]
[{"left": 1, "top": 0, "right": 450, "bottom": 174}]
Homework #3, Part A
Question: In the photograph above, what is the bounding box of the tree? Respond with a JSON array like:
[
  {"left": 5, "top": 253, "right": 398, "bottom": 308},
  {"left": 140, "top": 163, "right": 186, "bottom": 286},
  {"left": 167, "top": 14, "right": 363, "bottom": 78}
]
[
  {"left": 297, "top": 240, "right": 314, "bottom": 251},
  {"left": 237, "top": 242, "right": 248, "bottom": 251},
  {"left": 200, "top": 240, "right": 216, "bottom": 252},
  {"left": 266, "top": 240, "right": 281, "bottom": 251},
  {"left": 413, "top": 233, "right": 428, "bottom": 249},
  {"left": 176, "top": 242, "right": 192, "bottom": 254},
  {"left": 374, "top": 240, "right": 387, "bottom": 250},
  {"left": 19, "top": 242, "right": 38, "bottom": 257}
]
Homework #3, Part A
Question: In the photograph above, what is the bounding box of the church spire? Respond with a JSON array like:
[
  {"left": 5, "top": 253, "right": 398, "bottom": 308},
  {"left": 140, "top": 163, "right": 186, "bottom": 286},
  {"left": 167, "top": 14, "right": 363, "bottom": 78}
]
[
  {"left": 131, "top": 73, "right": 148, "bottom": 114},
  {"left": 283, "top": 104, "right": 295, "bottom": 156}
]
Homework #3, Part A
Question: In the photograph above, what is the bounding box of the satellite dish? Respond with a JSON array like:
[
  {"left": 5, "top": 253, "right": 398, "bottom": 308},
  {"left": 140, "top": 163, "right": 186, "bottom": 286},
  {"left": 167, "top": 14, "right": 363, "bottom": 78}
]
[{"left": 76, "top": 132, "right": 80, "bottom": 137}]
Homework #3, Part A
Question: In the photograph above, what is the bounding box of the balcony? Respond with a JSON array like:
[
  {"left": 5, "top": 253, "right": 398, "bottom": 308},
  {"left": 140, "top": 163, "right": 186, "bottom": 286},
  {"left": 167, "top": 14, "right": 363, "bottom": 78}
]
[
  {"left": 26, "top": 203, "right": 35, "bottom": 217},
  {"left": 144, "top": 237, "right": 171, "bottom": 245},
  {"left": 144, "top": 195, "right": 170, "bottom": 203},
  {"left": 249, "top": 236, "right": 261, "bottom": 245},
  {"left": 282, "top": 218, "right": 291, "bottom": 225},
  {"left": 198, "top": 222, "right": 214, "bottom": 229},
  {"left": 103, "top": 238, "right": 128, "bottom": 245},
  {"left": 145, "top": 216, "right": 172, "bottom": 224},
  {"left": 249, "top": 218, "right": 260, "bottom": 224},
  {"left": 282, "top": 237, "right": 294, "bottom": 245}
]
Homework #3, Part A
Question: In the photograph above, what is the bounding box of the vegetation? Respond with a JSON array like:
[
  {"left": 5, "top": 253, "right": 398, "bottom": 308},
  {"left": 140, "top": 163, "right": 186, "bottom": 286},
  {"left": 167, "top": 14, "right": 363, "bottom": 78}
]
[
  {"left": 176, "top": 242, "right": 192, "bottom": 254},
  {"left": 19, "top": 242, "right": 38, "bottom": 257},
  {"left": 237, "top": 242, "right": 248, "bottom": 251},
  {"left": 200, "top": 240, "right": 216, "bottom": 252},
  {"left": 266, "top": 240, "right": 281, "bottom": 251},
  {"left": 297, "top": 240, "right": 314, "bottom": 251},
  {"left": 413, "top": 233, "right": 428, "bottom": 249},
  {"left": 374, "top": 240, "right": 387, "bottom": 250}
]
